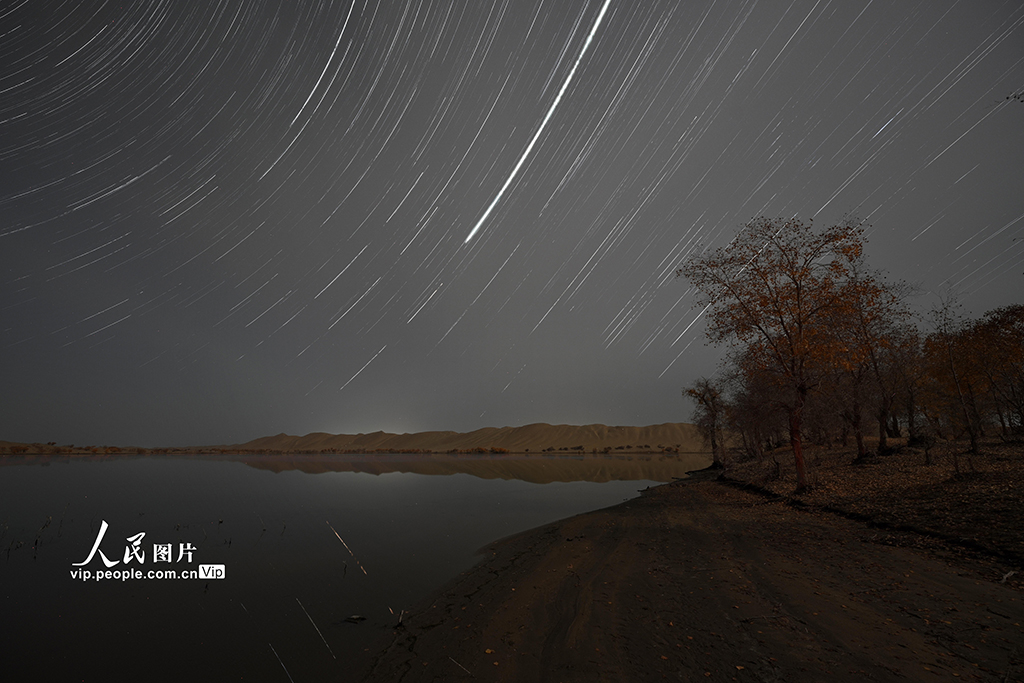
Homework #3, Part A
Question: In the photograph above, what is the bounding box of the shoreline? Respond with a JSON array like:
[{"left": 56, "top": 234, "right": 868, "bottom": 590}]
[{"left": 360, "top": 474, "right": 1023, "bottom": 682}]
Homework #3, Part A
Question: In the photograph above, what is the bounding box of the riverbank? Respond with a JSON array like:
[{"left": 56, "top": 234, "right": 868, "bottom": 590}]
[{"left": 361, "top": 446, "right": 1023, "bottom": 682}]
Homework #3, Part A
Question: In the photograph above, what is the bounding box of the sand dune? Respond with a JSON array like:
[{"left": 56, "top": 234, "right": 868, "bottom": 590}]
[
  {"left": 232, "top": 422, "right": 706, "bottom": 454},
  {"left": 0, "top": 423, "right": 707, "bottom": 457}
]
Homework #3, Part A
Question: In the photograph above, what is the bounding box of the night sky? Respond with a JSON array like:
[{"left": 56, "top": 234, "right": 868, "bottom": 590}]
[{"left": 2, "top": 1, "right": 1022, "bottom": 447}]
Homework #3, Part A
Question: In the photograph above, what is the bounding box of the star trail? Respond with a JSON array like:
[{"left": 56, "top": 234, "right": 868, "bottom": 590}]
[
  {"left": 464, "top": 0, "right": 611, "bottom": 243},
  {"left": 1, "top": 1, "right": 1022, "bottom": 446}
]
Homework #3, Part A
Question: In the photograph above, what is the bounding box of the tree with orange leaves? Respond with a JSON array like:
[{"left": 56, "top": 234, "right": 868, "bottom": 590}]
[
  {"left": 974, "top": 304, "right": 1024, "bottom": 436},
  {"left": 830, "top": 265, "right": 913, "bottom": 456},
  {"left": 679, "top": 217, "right": 866, "bottom": 491},
  {"left": 921, "top": 300, "right": 1024, "bottom": 451}
]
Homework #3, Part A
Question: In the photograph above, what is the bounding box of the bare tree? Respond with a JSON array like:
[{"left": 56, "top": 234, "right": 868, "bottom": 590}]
[{"left": 685, "top": 377, "right": 727, "bottom": 468}]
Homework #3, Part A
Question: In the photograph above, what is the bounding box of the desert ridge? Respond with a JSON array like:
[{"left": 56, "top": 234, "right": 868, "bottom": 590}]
[
  {"left": 0, "top": 422, "right": 706, "bottom": 456},
  {"left": 231, "top": 422, "right": 707, "bottom": 454}
]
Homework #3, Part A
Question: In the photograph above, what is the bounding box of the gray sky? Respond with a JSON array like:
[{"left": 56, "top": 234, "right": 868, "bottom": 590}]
[{"left": 2, "top": 1, "right": 1022, "bottom": 446}]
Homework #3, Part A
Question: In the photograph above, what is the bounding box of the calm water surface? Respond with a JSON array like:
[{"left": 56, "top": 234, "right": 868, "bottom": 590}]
[{"left": 0, "top": 453, "right": 707, "bottom": 681}]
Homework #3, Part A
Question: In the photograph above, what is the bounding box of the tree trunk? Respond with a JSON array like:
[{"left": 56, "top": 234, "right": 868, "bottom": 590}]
[
  {"left": 966, "top": 383, "right": 985, "bottom": 440},
  {"left": 852, "top": 400, "right": 866, "bottom": 461},
  {"left": 905, "top": 392, "right": 918, "bottom": 443},
  {"left": 790, "top": 390, "right": 808, "bottom": 492},
  {"left": 710, "top": 431, "right": 724, "bottom": 468},
  {"left": 944, "top": 333, "right": 979, "bottom": 455},
  {"left": 740, "top": 430, "right": 752, "bottom": 460},
  {"left": 876, "top": 407, "right": 888, "bottom": 454}
]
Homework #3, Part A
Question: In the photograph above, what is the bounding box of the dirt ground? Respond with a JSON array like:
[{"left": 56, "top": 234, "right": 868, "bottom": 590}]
[
  {"left": 721, "top": 439, "right": 1024, "bottom": 573},
  {"left": 361, "top": 465, "right": 1023, "bottom": 682}
]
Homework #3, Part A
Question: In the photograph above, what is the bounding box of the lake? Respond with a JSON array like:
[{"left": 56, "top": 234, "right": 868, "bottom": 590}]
[{"left": 0, "top": 452, "right": 708, "bottom": 681}]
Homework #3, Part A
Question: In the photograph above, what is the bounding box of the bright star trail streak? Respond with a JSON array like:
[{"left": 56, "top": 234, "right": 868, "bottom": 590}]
[
  {"left": 339, "top": 345, "right": 387, "bottom": 392},
  {"left": 464, "top": 0, "right": 612, "bottom": 243}
]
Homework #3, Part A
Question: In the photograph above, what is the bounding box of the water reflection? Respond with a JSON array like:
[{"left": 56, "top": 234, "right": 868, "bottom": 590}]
[
  {"left": 0, "top": 453, "right": 707, "bottom": 681},
  {"left": 229, "top": 451, "right": 711, "bottom": 482}
]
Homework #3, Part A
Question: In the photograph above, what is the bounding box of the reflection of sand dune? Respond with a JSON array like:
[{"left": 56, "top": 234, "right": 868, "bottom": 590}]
[
  {"left": 233, "top": 422, "right": 706, "bottom": 454},
  {"left": 232, "top": 452, "right": 712, "bottom": 484}
]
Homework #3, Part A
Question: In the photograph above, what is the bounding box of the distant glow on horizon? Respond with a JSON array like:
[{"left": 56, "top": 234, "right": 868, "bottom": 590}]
[{"left": 464, "top": 0, "right": 612, "bottom": 243}]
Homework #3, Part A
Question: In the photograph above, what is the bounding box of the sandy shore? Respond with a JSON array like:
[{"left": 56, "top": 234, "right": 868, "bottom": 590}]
[{"left": 361, "top": 474, "right": 1023, "bottom": 682}]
